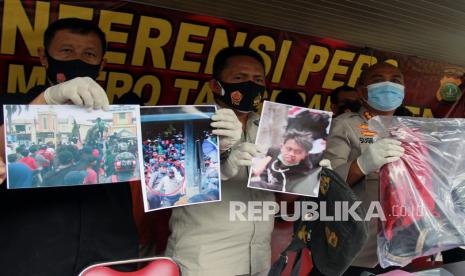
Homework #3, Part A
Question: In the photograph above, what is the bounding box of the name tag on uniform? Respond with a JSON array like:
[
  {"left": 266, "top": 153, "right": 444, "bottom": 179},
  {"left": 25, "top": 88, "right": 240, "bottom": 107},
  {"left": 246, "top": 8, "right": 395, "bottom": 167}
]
[{"left": 358, "top": 123, "right": 376, "bottom": 144}]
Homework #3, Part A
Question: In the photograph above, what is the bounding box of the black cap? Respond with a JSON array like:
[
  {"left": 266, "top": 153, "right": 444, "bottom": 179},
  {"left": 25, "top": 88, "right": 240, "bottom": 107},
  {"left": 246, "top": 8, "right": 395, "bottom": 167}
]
[
  {"left": 269, "top": 168, "right": 369, "bottom": 276},
  {"left": 308, "top": 168, "right": 369, "bottom": 275}
]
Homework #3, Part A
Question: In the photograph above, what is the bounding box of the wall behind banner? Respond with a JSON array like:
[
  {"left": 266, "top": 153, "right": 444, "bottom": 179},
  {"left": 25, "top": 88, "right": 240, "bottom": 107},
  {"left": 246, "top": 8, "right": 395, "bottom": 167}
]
[{"left": 0, "top": 0, "right": 460, "bottom": 117}]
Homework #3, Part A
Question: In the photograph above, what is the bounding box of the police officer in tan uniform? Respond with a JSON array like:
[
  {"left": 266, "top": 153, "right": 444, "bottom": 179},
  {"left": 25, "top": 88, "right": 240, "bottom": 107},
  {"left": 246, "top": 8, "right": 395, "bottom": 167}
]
[
  {"left": 166, "top": 47, "right": 274, "bottom": 276},
  {"left": 323, "top": 63, "right": 406, "bottom": 275}
]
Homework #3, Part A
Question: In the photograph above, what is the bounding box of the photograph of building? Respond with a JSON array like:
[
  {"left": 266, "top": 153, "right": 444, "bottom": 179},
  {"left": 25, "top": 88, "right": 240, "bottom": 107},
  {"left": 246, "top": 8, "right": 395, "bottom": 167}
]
[{"left": 3, "top": 104, "right": 142, "bottom": 188}]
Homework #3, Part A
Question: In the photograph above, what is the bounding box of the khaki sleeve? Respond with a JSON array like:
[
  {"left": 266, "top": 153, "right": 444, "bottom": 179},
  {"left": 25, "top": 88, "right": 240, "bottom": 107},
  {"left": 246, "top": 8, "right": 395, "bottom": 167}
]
[
  {"left": 220, "top": 154, "right": 238, "bottom": 181},
  {"left": 324, "top": 118, "right": 355, "bottom": 181}
]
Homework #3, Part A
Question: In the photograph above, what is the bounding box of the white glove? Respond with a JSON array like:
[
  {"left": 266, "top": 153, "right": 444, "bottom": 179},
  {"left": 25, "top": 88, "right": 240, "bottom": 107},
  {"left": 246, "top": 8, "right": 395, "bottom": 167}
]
[
  {"left": 357, "top": 138, "right": 404, "bottom": 175},
  {"left": 319, "top": 159, "right": 332, "bottom": 170},
  {"left": 211, "top": 108, "right": 242, "bottom": 151},
  {"left": 44, "top": 77, "right": 109, "bottom": 111},
  {"left": 230, "top": 142, "right": 265, "bottom": 166},
  {"left": 222, "top": 142, "right": 265, "bottom": 180}
]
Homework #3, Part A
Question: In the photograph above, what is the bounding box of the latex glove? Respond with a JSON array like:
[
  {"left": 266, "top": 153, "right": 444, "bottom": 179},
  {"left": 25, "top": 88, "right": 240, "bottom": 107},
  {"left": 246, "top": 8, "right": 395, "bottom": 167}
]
[
  {"left": 319, "top": 159, "right": 332, "bottom": 170},
  {"left": 222, "top": 142, "right": 265, "bottom": 180},
  {"left": 44, "top": 77, "right": 109, "bottom": 111},
  {"left": 211, "top": 108, "right": 242, "bottom": 151},
  {"left": 357, "top": 138, "right": 404, "bottom": 175}
]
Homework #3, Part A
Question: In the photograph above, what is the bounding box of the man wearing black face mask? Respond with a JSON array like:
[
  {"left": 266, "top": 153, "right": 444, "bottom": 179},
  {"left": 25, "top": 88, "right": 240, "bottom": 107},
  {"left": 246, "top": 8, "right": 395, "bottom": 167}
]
[
  {"left": 37, "top": 18, "right": 110, "bottom": 110},
  {"left": 165, "top": 47, "right": 274, "bottom": 276},
  {"left": 0, "top": 18, "right": 138, "bottom": 275},
  {"left": 0, "top": 18, "right": 109, "bottom": 117},
  {"left": 0, "top": 18, "right": 110, "bottom": 160},
  {"left": 40, "top": 19, "right": 104, "bottom": 85},
  {"left": 330, "top": 85, "right": 362, "bottom": 117}
]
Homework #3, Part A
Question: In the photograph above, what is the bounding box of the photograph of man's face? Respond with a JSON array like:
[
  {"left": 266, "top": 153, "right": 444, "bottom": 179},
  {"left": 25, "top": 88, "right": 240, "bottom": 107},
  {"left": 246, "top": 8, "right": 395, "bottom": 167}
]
[
  {"left": 280, "top": 138, "right": 309, "bottom": 166},
  {"left": 248, "top": 101, "right": 332, "bottom": 197}
]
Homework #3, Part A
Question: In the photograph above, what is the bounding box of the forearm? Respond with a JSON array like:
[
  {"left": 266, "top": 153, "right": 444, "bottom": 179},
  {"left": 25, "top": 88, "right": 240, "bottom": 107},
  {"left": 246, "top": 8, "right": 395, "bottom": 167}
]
[
  {"left": 0, "top": 155, "right": 5, "bottom": 184},
  {"left": 30, "top": 92, "right": 47, "bottom": 105},
  {"left": 0, "top": 124, "right": 5, "bottom": 161}
]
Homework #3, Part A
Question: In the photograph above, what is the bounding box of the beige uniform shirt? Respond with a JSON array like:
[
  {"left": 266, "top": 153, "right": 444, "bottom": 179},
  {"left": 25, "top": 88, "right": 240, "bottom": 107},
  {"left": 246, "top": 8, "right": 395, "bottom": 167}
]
[
  {"left": 166, "top": 111, "right": 276, "bottom": 276},
  {"left": 323, "top": 107, "right": 379, "bottom": 268}
]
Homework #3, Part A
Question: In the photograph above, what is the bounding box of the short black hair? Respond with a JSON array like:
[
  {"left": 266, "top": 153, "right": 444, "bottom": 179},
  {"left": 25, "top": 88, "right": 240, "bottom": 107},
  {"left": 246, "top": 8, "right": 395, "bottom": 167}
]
[
  {"left": 394, "top": 106, "right": 413, "bottom": 116},
  {"left": 29, "top": 145, "right": 39, "bottom": 153},
  {"left": 16, "top": 145, "right": 26, "bottom": 153},
  {"left": 44, "top": 18, "right": 107, "bottom": 55},
  {"left": 275, "top": 89, "right": 305, "bottom": 107},
  {"left": 57, "top": 144, "right": 79, "bottom": 162},
  {"left": 20, "top": 149, "right": 29, "bottom": 157},
  {"left": 8, "top": 153, "right": 18, "bottom": 163},
  {"left": 213, "top": 47, "right": 265, "bottom": 80},
  {"left": 356, "top": 62, "right": 402, "bottom": 87},
  {"left": 283, "top": 130, "right": 313, "bottom": 152},
  {"left": 82, "top": 146, "right": 93, "bottom": 155},
  {"left": 286, "top": 110, "right": 330, "bottom": 140},
  {"left": 58, "top": 150, "right": 73, "bottom": 166},
  {"left": 82, "top": 155, "right": 97, "bottom": 165},
  {"left": 330, "top": 85, "right": 357, "bottom": 104}
]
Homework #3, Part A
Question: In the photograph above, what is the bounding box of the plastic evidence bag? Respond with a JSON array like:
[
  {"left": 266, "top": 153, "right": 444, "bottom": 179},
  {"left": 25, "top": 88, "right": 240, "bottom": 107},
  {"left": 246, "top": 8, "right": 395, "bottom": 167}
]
[{"left": 369, "top": 116, "right": 465, "bottom": 268}]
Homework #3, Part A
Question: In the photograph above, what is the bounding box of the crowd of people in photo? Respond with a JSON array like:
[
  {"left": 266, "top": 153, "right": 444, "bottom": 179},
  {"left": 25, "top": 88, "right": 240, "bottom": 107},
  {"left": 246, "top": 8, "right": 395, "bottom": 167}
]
[
  {"left": 143, "top": 125, "right": 220, "bottom": 209},
  {"left": 6, "top": 134, "right": 139, "bottom": 188},
  {"left": 143, "top": 125, "right": 186, "bottom": 208}
]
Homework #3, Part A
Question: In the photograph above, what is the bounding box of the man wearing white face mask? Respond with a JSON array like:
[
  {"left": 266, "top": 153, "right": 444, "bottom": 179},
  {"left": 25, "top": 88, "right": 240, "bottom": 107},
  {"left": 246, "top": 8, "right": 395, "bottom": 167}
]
[{"left": 320, "top": 63, "right": 406, "bottom": 275}]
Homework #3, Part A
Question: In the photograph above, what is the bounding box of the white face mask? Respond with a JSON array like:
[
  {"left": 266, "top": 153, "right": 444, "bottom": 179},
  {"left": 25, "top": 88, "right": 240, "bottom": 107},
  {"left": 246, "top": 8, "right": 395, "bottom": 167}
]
[{"left": 366, "top": 81, "right": 405, "bottom": 111}]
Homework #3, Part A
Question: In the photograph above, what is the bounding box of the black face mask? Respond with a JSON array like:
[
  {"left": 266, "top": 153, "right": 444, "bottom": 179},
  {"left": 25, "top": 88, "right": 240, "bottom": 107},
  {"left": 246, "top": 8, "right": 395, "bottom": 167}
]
[
  {"left": 337, "top": 100, "right": 362, "bottom": 115},
  {"left": 45, "top": 51, "right": 101, "bottom": 84},
  {"left": 215, "top": 80, "right": 265, "bottom": 112}
]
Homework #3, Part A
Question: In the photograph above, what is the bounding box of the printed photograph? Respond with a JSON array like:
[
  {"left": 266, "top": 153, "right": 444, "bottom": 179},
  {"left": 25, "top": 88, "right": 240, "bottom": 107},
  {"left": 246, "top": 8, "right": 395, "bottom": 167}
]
[
  {"left": 3, "top": 105, "right": 142, "bottom": 188},
  {"left": 248, "top": 101, "right": 332, "bottom": 197},
  {"left": 139, "top": 105, "right": 220, "bottom": 211}
]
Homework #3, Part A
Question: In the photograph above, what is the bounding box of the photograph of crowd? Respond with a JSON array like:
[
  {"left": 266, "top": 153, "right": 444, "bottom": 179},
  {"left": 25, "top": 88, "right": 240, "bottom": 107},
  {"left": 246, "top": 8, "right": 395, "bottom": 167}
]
[
  {"left": 3, "top": 105, "right": 141, "bottom": 188},
  {"left": 248, "top": 101, "right": 332, "bottom": 197},
  {"left": 139, "top": 105, "right": 220, "bottom": 211}
]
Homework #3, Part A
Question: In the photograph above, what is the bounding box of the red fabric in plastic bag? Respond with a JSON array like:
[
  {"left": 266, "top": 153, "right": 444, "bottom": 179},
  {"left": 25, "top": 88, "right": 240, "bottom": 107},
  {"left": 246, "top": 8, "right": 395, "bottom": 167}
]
[{"left": 380, "top": 127, "right": 437, "bottom": 240}]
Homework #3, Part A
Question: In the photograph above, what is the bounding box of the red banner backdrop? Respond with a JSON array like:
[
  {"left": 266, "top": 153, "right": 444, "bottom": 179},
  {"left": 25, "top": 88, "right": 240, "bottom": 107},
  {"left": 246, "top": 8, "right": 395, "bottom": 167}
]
[{"left": 1, "top": 0, "right": 463, "bottom": 117}]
